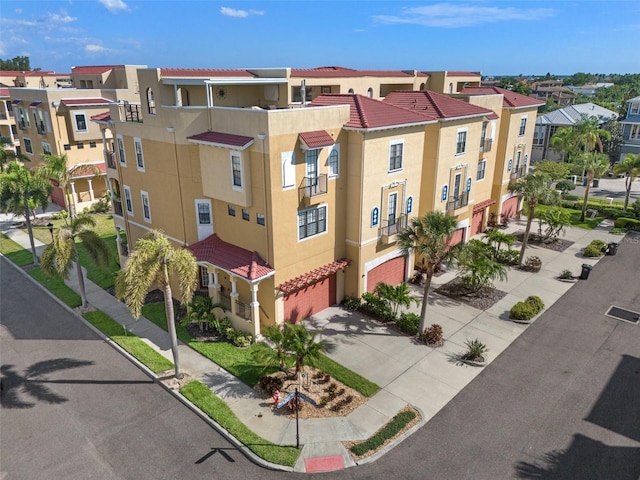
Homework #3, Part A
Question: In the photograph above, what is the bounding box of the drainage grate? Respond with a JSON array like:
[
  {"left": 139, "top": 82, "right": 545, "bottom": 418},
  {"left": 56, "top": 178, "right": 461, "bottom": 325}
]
[{"left": 605, "top": 306, "right": 640, "bottom": 324}]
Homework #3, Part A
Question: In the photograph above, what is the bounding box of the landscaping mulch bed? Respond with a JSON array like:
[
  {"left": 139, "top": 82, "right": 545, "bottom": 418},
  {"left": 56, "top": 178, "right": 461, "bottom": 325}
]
[
  {"left": 514, "top": 232, "right": 574, "bottom": 253},
  {"left": 435, "top": 278, "right": 507, "bottom": 311}
]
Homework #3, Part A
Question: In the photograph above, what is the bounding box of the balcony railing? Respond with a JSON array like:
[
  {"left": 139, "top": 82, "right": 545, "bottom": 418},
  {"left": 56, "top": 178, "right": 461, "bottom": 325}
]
[
  {"left": 298, "top": 174, "right": 328, "bottom": 205},
  {"left": 480, "top": 138, "right": 493, "bottom": 152},
  {"left": 112, "top": 198, "right": 123, "bottom": 217},
  {"left": 0, "top": 113, "right": 7, "bottom": 120},
  {"left": 509, "top": 167, "right": 528, "bottom": 182},
  {"left": 219, "top": 291, "right": 232, "bottom": 310},
  {"left": 106, "top": 152, "right": 117, "bottom": 169},
  {"left": 18, "top": 120, "right": 28, "bottom": 130},
  {"left": 380, "top": 214, "right": 407, "bottom": 243},
  {"left": 235, "top": 299, "right": 251, "bottom": 321},
  {"left": 446, "top": 192, "right": 469, "bottom": 213},
  {"left": 119, "top": 102, "right": 143, "bottom": 123},
  {"left": 36, "top": 122, "right": 46, "bottom": 135}
]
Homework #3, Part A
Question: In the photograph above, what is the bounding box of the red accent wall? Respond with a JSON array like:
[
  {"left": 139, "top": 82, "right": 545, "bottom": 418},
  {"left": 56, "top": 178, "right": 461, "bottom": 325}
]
[
  {"left": 50, "top": 186, "right": 66, "bottom": 208},
  {"left": 471, "top": 210, "right": 484, "bottom": 236},
  {"left": 501, "top": 196, "right": 519, "bottom": 219},
  {"left": 284, "top": 274, "right": 336, "bottom": 324},
  {"left": 367, "top": 256, "right": 406, "bottom": 292},
  {"left": 448, "top": 227, "right": 465, "bottom": 246}
]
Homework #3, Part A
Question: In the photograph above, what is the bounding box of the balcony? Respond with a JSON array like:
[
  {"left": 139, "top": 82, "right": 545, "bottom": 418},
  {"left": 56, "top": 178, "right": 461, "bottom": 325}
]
[
  {"left": 36, "top": 122, "right": 46, "bottom": 135},
  {"left": 379, "top": 214, "right": 407, "bottom": 243},
  {"left": 298, "top": 174, "right": 328, "bottom": 205},
  {"left": 509, "top": 167, "right": 528, "bottom": 182},
  {"left": 112, "top": 198, "right": 123, "bottom": 217},
  {"left": 480, "top": 138, "right": 493, "bottom": 153},
  {"left": 18, "top": 120, "right": 28, "bottom": 131},
  {"left": 118, "top": 102, "right": 143, "bottom": 123},
  {"left": 106, "top": 152, "right": 117, "bottom": 169},
  {"left": 446, "top": 192, "right": 469, "bottom": 213}
]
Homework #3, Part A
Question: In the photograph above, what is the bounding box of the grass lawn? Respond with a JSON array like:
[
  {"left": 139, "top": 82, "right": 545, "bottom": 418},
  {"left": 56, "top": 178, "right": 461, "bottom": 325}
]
[
  {"left": 84, "top": 310, "right": 174, "bottom": 374},
  {"left": 142, "top": 302, "right": 380, "bottom": 396},
  {"left": 29, "top": 267, "right": 82, "bottom": 308},
  {"left": 27, "top": 213, "right": 120, "bottom": 289},
  {"left": 0, "top": 233, "right": 36, "bottom": 266},
  {"left": 530, "top": 204, "right": 604, "bottom": 229},
  {"left": 180, "top": 380, "right": 300, "bottom": 466}
]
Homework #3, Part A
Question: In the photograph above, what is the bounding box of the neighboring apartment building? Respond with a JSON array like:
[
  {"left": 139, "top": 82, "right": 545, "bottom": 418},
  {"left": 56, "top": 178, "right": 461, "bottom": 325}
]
[
  {"left": 0, "top": 70, "right": 71, "bottom": 88},
  {"left": 93, "top": 66, "right": 537, "bottom": 337},
  {"left": 0, "top": 88, "right": 19, "bottom": 152},
  {"left": 620, "top": 96, "right": 640, "bottom": 161},
  {"left": 531, "top": 103, "right": 618, "bottom": 162},
  {"left": 530, "top": 80, "right": 577, "bottom": 106},
  {"left": 9, "top": 65, "right": 143, "bottom": 213}
]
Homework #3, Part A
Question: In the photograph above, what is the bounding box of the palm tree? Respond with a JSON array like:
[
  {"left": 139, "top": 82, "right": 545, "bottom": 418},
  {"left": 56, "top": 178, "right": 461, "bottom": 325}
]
[
  {"left": 283, "top": 324, "right": 327, "bottom": 387},
  {"left": 457, "top": 240, "right": 508, "bottom": 294},
  {"left": 374, "top": 282, "right": 418, "bottom": 317},
  {"left": 115, "top": 230, "right": 198, "bottom": 378},
  {"left": 573, "top": 115, "right": 611, "bottom": 155},
  {"left": 549, "top": 127, "right": 578, "bottom": 163},
  {"left": 397, "top": 211, "right": 459, "bottom": 333},
  {"left": 40, "top": 214, "right": 111, "bottom": 308},
  {"left": 254, "top": 325, "right": 292, "bottom": 372},
  {"left": 508, "top": 172, "right": 555, "bottom": 264},
  {"left": 0, "top": 162, "right": 52, "bottom": 264},
  {"left": 0, "top": 138, "right": 29, "bottom": 172},
  {"left": 483, "top": 228, "right": 515, "bottom": 258},
  {"left": 573, "top": 153, "right": 611, "bottom": 221},
  {"left": 613, "top": 153, "right": 640, "bottom": 210}
]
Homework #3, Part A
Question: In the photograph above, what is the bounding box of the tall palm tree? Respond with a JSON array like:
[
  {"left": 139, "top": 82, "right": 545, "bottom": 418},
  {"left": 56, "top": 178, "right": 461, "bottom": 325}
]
[
  {"left": 0, "top": 139, "right": 29, "bottom": 172},
  {"left": 573, "top": 153, "right": 611, "bottom": 221},
  {"left": 0, "top": 162, "right": 52, "bottom": 264},
  {"left": 573, "top": 115, "right": 611, "bottom": 154},
  {"left": 115, "top": 230, "right": 198, "bottom": 378},
  {"left": 508, "top": 172, "right": 555, "bottom": 264},
  {"left": 613, "top": 153, "right": 640, "bottom": 211},
  {"left": 397, "top": 211, "right": 459, "bottom": 333},
  {"left": 40, "top": 214, "right": 111, "bottom": 308}
]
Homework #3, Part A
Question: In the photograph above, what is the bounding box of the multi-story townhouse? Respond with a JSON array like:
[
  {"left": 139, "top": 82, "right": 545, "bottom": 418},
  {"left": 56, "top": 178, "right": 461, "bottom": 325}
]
[
  {"left": 0, "top": 88, "right": 19, "bottom": 153},
  {"left": 0, "top": 70, "right": 71, "bottom": 88},
  {"left": 9, "top": 65, "right": 142, "bottom": 213},
  {"left": 424, "top": 71, "right": 482, "bottom": 94},
  {"left": 93, "top": 67, "right": 533, "bottom": 337},
  {"left": 459, "top": 87, "right": 544, "bottom": 220},
  {"left": 619, "top": 96, "right": 640, "bottom": 161}
]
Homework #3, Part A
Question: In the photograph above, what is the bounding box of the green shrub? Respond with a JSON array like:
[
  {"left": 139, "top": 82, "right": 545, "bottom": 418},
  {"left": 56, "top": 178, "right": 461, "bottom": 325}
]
[
  {"left": 559, "top": 269, "right": 574, "bottom": 280},
  {"left": 420, "top": 323, "right": 444, "bottom": 347},
  {"left": 584, "top": 244, "right": 604, "bottom": 257},
  {"left": 525, "top": 295, "right": 545, "bottom": 313},
  {"left": 395, "top": 312, "right": 420, "bottom": 335},
  {"left": 495, "top": 249, "right": 520, "bottom": 266},
  {"left": 555, "top": 180, "right": 576, "bottom": 195},
  {"left": 560, "top": 200, "right": 578, "bottom": 209},
  {"left": 360, "top": 292, "right": 394, "bottom": 322},
  {"left": 461, "top": 338, "right": 488, "bottom": 361},
  {"left": 563, "top": 194, "right": 580, "bottom": 201},
  {"left": 350, "top": 410, "right": 417, "bottom": 456},
  {"left": 632, "top": 199, "right": 640, "bottom": 218},
  {"left": 341, "top": 296, "right": 361, "bottom": 311},
  {"left": 614, "top": 217, "right": 640, "bottom": 231},
  {"left": 510, "top": 301, "right": 537, "bottom": 320},
  {"left": 257, "top": 375, "right": 284, "bottom": 396}
]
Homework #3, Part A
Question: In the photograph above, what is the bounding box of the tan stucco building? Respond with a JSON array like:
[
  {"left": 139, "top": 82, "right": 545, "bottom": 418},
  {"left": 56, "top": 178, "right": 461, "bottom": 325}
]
[{"left": 91, "top": 66, "right": 540, "bottom": 336}]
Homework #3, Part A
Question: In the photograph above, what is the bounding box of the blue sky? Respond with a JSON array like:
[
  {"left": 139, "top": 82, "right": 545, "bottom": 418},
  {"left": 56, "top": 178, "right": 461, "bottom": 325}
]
[{"left": 1, "top": 1, "right": 639, "bottom": 76}]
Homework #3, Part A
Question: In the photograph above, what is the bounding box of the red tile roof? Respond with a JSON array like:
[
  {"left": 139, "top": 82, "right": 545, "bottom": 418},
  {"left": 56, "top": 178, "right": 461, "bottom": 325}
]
[
  {"left": 187, "top": 234, "right": 274, "bottom": 281},
  {"left": 160, "top": 68, "right": 255, "bottom": 78},
  {"left": 299, "top": 130, "right": 335, "bottom": 149},
  {"left": 291, "top": 66, "right": 416, "bottom": 78},
  {"left": 29, "top": 101, "right": 42, "bottom": 107},
  {"left": 70, "top": 162, "right": 107, "bottom": 178},
  {"left": 62, "top": 98, "right": 112, "bottom": 106},
  {"left": 310, "top": 94, "right": 431, "bottom": 130},
  {"left": 23, "top": 71, "right": 58, "bottom": 77},
  {"left": 472, "top": 198, "right": 496, "bottom": 212},
  {"left": 383, "top": 90, "right": 497, "bottom": 121},
  {"left": 442, "top": 71, "right": 481, "bottom": 77},
  {"left": 278, "top": 258, "right": 351, "bottom": 295},
  {"left": 71, "top": 65, "right": 125, "bottom": 75},
  {"left": 187, "top": 131, "right": 255, "bottom": 150},
  {"left": 0, "top": 87, "right": 9, "bottom": 97},
  {"left": 90, "top": 111, "right": 111, "bottom": 122},
  {"left": 460, "top": 86, "right": 544, "bottom": 108}
]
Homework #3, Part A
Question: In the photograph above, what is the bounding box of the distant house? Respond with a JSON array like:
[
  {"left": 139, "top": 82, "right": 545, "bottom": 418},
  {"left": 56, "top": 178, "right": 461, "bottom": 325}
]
[
  {"left": 619, "top": 96, "right": 640, "bottom": 162},
  {"left": 566, "top": 83, "right": 615, "bottom": 97},
  {"left": 532, "top": 103, "right": 618, "bottom": 162},
  {"left": 530, "top": 80, "right": 577, "bottom": 106}
]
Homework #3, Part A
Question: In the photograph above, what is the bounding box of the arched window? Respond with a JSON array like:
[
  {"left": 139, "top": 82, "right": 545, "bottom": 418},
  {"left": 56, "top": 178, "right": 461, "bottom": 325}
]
[
  {"left": 348, "top": 88, "right": 354, "bottom": 94},
  {"left": 367, "top": 87, "right": 373, "bottom": 98},
  {"left": 146, "top": 88, "right": 156, "bottom": 115},
  {"left": 448, "top": 83, "right": 453, "bottom": 94}
]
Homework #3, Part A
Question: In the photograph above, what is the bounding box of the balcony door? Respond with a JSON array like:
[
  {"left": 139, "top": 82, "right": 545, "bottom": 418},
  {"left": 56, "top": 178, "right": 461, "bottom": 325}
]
[
  {"left": 388, "top": 192, "right": 398, "bottom": 231},
  {"left": 453, "top": 173, "right": 462, "bottom": 199},
  {"left": 306, "top": 149, "right": 319, "bottom": 193}
]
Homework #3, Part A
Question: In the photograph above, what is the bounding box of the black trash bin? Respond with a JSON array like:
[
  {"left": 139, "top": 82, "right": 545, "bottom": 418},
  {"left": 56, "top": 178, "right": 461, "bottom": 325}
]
[
  {"left": 593, "top": 179, "right": 600, "bottom": 188},
  {"left": 606, "top": 242, "right": 619, "bottom": 256},
  {"left": 580, "top": 264, "right": 593, "bottom": 280}
]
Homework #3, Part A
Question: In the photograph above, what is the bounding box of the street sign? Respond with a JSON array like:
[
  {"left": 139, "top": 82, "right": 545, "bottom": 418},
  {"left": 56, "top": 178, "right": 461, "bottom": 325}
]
[{"left": 276, "top": 392, "right": 295, "bottom": 409}]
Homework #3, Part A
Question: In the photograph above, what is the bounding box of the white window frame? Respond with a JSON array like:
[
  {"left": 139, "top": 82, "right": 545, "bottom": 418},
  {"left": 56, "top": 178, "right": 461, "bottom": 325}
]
[
  {"left": 456, "top": 129, "right": 467, "bottom": 155},
  {"left": 74, "top": 111, "right": 88, "bottom": 132},
  {"left": 519, "top": 116, "right": 527, "bottom": 136},
  {"left": 123, "top": 186, "right": 133, "bottom": 215},
  {"left": 476, "top": 159, "right": 487, "bottom": 181},
  {"left": 24, "top": 137, "right": 33, "bottom": 155},
  {"left": 328, "top": 144, "right": 340, "bottom": 178},
  {"left": 230, "top": 151, "right": 243, "bottom": 191},
  {"left": 388, "top": 139, "right": 404, "bottom": 172},
  {"left": 196, "top": 200, "right": 212, "bottom": 225},
  {"left": 141, "top": 190, "right": 151, "bottom": 223},
  {"left": 298, "top": 204, "right": 327, "bottom": 241},
  {"left": 630, "top": 124, "right": 640, "bottom": 140},
  {"left": 117, "top": 135, "right": 126, "bottom": 166},
  {"left": 630, "top": 103, "right": 640, "bottom": 115},
  {"left": 282, "top": 151, "right": 296, "bottom": 189},
  {"left": 42, "top": 142, "right": 52, "bottom": 155},
  {"left": 134, "top": 137, "right": 145, "bottom": 171}
]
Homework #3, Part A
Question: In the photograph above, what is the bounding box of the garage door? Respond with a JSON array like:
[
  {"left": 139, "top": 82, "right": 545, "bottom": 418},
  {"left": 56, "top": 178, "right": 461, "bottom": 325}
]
[
  {"left": 501, "top": 196, "right": 519, "bottom": 219},
  {"left": 471, "top": 210, "right": 484, "bottom": 236},
  {"left": 284, "top": 274, "right": 336, "bottom": 324},
  {"left": 367, "top": 256, "right": 406, "bottom": 292},
  {"left": 448, "top": 227, "right": 465, "bottom": 246}
]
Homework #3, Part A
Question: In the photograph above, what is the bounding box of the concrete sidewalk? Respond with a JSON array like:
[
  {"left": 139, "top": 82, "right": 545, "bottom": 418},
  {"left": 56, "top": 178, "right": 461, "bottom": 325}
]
[{"left": 0, "top": 213, "right": 623, "bottom": 473}]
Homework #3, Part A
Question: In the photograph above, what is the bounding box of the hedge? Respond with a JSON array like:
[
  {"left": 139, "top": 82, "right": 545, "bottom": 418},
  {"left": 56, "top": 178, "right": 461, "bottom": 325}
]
[
  {"left": 614, "top": 217, "right": 640, "bottom": 231},
  {"left": 350, "top": 410, "right": 417, "bottom": 456}
]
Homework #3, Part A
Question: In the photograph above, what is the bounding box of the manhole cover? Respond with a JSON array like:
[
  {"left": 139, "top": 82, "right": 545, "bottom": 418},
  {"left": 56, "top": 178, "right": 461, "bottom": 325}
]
[{"left": 605, "top": 306, "right": 640, "bottom": 324}]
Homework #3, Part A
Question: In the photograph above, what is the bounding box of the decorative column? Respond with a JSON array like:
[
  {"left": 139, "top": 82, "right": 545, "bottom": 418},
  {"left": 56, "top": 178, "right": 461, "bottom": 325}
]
[
  {"left": 230, "top": 275, "right": 238, "bottom": 317},
  {"left": 70, "top": 181, "right": 78, "bottom": 212},
  {"left": 249, "top": 283, "right": 260, "bottom": 337},
  {"left": 209, "top": 268, "right": 220, "bottom": 303},
  {"left": 87, "top": 178, "right": 94, "bottom": 201}
]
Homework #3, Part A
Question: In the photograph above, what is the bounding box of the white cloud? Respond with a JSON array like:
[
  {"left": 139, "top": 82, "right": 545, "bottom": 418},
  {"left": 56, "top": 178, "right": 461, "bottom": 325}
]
[
  {"left": 85, "top": 44, "right": 112, "bottom": 53},
  {"left": 99, "top": 0, "right": 129, "bottom": 14},
  {"left": 220, "top": 7, "right": 264, "bottom": 18},
  {"left": 373, "top": 3, "right": 554, "bottom": 28},
  {"left": 47, "top": 12, "right": 77, "bottom": 24}
]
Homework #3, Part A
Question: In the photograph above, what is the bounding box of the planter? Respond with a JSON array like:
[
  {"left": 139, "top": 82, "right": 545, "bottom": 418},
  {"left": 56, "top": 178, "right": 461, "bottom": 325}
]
[
  {"left": 558, "top": 277, "right": 578, "bottom": 283},
  {"left": 521, "top": 256, "right": 542, "bottom": 272},
  {"left": 460, "top": 355, "right": 487, "bottom": 367}
]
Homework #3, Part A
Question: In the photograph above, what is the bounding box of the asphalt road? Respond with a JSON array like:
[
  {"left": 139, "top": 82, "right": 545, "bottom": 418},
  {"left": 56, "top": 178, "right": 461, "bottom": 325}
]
[{"left": 2, "top": 231, "right": 640, "bottom": 480}]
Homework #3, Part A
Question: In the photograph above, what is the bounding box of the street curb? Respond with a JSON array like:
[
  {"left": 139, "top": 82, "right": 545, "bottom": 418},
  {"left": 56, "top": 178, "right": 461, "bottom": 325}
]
[{"left": 0, "top": 254, "right": 293, "bottom": 472}]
